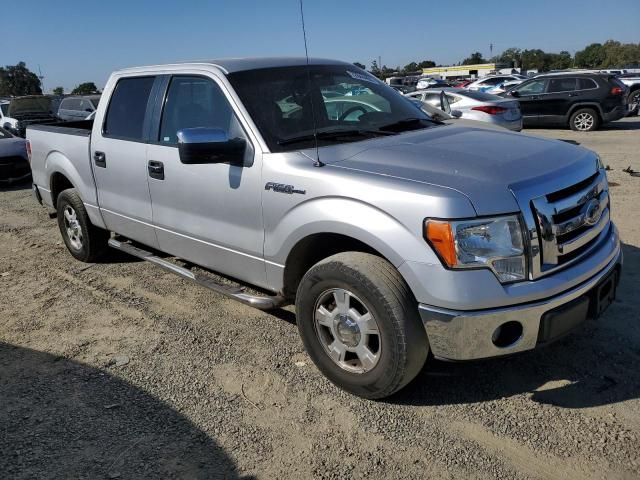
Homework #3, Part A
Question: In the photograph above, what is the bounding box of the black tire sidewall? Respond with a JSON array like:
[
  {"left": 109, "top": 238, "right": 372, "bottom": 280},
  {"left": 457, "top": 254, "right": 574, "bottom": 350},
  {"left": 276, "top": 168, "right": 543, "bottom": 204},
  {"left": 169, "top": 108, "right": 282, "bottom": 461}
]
[
  {"left": 296, "top": 259, "right": 421, "bottom": 398},
  {"left": 56, "top": 190, "right": 94, "bottom": 262}
]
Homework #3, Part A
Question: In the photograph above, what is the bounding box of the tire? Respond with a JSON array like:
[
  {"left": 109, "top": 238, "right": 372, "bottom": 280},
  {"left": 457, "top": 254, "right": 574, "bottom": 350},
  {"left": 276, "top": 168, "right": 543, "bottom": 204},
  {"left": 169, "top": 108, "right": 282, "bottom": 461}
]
[
  {"left": 295, "top": 252, "right": 428, "bottom": 399},
  {"left": 569, "top": 108, "right": 600, "bottom": 132},
  {"left": 628, "top": 89, "right": 640, "bottom": 116},
  {"left": 56, "top": 188, "right": 109, "bottom": 262}
]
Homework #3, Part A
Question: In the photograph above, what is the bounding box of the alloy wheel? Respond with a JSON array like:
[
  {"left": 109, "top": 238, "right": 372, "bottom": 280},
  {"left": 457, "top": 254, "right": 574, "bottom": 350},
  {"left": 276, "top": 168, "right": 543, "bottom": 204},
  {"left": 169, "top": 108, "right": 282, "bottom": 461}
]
[
  {"left": 313, "top": 288, "right": 381, "bottom": 373},
  {"left": 574, "top": 112, "right": 595, "bottom": 131},
  {"left": 63, "top": 205, "right": 83, "bottom": 250}
]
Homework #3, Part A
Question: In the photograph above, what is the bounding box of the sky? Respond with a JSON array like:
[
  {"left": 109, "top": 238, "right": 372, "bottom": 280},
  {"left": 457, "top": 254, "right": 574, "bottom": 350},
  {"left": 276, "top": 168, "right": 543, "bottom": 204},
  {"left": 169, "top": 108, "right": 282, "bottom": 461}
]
[{"left": 5, "top": 0, "right": 640, "bottom": 92}]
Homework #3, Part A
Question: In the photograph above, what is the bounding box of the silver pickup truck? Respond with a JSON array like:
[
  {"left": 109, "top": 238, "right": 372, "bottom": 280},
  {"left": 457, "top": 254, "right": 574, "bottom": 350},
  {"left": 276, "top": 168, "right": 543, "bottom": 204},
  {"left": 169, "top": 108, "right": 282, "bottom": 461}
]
[{"left": 27, "top": 58, "right": 622, "bottom": 399}]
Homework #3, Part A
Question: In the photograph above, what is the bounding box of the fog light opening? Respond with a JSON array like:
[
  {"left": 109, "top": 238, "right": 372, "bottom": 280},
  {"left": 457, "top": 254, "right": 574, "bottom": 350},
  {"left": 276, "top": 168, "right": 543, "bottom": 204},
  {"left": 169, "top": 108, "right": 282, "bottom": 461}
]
[{"left": 492, "top": 321, "right": 523, "bottom": 348}]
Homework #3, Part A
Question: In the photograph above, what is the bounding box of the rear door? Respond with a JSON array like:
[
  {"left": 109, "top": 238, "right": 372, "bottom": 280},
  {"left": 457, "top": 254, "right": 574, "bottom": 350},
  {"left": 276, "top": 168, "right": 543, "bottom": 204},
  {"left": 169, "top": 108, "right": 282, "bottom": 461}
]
[
  {"left": 91, "top": 75, "right": 159, "bottom": 247},
  {"left": 145, "top": 73, "right": 266, "bottom": 286},
  {"left": 543, "top": 77, "right": 578, "bottom": 120}
]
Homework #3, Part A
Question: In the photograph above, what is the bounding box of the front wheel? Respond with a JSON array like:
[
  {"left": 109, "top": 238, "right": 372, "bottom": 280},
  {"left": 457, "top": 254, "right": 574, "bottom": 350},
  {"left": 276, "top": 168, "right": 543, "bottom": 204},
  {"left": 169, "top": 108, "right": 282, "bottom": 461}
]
[
  {"left": 569, "top": 108, "right": 600, "bottom": 132},
  {"left": 56, "top": 188, "right": 109, "bottom": 262},
  {"left": 295, "top": 252, "right": 428, "bottom": 399}
]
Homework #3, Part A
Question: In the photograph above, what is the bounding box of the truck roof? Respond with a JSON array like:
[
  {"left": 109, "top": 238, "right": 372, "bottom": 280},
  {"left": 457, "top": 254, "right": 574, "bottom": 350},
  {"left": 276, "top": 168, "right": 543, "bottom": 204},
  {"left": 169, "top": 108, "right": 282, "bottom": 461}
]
[{"left": 115, "top": 57, "right": 352, "bottom": 75}]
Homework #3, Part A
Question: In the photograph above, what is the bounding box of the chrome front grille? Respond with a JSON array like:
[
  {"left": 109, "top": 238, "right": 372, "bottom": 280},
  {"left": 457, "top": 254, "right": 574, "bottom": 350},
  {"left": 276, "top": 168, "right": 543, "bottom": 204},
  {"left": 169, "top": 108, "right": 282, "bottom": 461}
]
[{"left": 529, "top": 170, "right": 610, "bottom": 278}]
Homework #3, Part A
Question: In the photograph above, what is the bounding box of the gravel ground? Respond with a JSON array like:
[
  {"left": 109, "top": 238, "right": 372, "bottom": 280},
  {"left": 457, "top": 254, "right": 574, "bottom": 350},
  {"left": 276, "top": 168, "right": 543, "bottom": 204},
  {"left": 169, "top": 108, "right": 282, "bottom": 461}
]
[{"left": 1, "top": 116, "right": 639, "bottom": 479}]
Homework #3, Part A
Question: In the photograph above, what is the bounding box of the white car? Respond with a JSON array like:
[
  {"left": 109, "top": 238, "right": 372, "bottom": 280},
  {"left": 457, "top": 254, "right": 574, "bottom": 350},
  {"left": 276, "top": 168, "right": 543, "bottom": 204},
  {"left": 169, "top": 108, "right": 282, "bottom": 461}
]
[
  {"left": 466, "top": 74, "right": 527, "bottom": 92},
  {"left": 0, "top": 100, "right": 19, "bottom": 132}
]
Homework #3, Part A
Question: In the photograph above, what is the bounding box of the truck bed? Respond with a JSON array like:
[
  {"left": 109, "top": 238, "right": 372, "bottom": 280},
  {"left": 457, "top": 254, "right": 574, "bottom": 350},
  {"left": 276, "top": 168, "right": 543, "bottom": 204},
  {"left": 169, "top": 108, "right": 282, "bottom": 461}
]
[
  {"left": 27, "top": 120, "right": 94, "bottom": 137},
  {"left": 27, "top": 119, "right": 100, "bottom": 221}
]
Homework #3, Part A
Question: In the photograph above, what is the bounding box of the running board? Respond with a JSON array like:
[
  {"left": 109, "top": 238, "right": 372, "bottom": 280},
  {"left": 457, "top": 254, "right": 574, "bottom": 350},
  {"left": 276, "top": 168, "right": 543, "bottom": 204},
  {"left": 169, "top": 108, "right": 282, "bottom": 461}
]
[{"left": 108, "top": 238, "right": 286, "bottom": 310}]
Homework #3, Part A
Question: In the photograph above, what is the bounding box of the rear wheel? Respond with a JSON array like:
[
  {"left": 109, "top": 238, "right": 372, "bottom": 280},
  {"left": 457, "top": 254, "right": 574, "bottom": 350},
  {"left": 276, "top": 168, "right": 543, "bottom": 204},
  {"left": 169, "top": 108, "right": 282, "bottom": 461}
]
[
  {"left": 295, "top": 252, "right": 428, "bottom": 399},
  {"left": 56, "top": 188, "right": 109, "bottom": 262},
  {"left": 569, "top": 108, "right": 600, "bottom": 132},
  {"left": 628, "top": 89, "right": 640, "bottom": 116}
]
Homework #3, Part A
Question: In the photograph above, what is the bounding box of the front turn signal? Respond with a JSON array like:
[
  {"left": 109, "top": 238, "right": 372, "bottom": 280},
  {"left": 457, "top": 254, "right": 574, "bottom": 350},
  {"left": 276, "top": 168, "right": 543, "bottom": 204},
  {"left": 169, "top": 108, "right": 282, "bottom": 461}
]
[{"left": 424, "top": 220, "right": 457, "bottom": 267}]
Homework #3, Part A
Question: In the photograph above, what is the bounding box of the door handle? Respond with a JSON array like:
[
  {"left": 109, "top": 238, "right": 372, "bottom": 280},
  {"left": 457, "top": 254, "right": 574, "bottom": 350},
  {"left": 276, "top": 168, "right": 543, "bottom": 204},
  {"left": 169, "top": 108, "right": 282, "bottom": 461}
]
[
  {"left": 148, "top": 160, "right": 165, "bottom": 180},
  {"left": 94, "top": 151, "right": 106, "bottom": 168}
]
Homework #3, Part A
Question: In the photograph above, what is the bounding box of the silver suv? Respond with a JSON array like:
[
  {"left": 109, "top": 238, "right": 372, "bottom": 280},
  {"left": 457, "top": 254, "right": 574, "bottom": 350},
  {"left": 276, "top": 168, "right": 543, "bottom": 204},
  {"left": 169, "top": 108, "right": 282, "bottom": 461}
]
[{"left": 27, "top": 58, "right": 621, "bottom": 399}]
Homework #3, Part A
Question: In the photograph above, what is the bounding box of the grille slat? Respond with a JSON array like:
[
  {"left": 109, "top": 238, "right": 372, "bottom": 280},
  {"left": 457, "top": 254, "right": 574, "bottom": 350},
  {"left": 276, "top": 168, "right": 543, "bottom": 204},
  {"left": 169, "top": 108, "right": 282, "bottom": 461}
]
[{"left": 529, "top": 170, "right": 610, "bottom": 277}]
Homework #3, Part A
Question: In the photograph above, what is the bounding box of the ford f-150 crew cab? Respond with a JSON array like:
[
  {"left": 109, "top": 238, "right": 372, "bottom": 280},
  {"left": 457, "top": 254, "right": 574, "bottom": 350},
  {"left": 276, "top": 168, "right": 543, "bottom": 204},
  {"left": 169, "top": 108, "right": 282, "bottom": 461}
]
[{"left": 27, "top": 58, "right": 622, "bottom": 399}]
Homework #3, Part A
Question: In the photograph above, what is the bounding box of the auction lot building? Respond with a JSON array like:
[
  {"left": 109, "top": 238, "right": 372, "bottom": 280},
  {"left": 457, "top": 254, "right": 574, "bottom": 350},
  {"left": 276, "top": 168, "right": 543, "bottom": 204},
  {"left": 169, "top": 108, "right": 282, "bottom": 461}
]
[{"left": 422, "top": 63, "right": 514, "bottom": 79}]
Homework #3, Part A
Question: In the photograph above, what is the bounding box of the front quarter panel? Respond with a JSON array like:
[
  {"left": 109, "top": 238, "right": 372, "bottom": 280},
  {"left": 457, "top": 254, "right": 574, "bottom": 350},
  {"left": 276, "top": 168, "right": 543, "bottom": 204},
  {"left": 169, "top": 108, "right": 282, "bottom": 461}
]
[{"left": 262, "top": 152, "right": 476, "bottom": 291}]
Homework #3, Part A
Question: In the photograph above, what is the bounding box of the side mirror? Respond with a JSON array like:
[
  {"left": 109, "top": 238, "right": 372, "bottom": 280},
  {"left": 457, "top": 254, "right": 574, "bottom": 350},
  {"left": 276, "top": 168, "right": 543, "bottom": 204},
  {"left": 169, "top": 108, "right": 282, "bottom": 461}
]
[
  {"left": 510, "top": 90, "right": 520, "bottom": 98},
  {"left": 177, "top": 128, "right": 246, "bottom": 165},
  {"left": 451, "top": 110, "right": 463, "bottom": 119}
]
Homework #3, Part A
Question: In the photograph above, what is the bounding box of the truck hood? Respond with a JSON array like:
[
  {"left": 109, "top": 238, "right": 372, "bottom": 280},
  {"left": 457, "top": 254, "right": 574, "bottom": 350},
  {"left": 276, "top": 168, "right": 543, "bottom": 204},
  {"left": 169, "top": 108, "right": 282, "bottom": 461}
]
[{"left": 324, "top": 125, "right": 597, "bottom": 215}]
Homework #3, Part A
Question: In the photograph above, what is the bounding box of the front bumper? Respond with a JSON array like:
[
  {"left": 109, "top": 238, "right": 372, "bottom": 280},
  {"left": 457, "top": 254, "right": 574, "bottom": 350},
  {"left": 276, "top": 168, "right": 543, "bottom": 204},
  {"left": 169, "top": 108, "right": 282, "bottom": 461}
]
[{"left": 418, "top": 243, "right": 622, "bottom": 361}]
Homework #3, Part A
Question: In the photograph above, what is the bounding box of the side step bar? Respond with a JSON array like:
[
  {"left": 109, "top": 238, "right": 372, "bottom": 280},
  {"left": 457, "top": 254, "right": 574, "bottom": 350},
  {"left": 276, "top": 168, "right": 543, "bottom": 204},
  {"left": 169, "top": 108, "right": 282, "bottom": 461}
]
[{"left": 108, "top": 238, "right": 286, "bottom": 311}]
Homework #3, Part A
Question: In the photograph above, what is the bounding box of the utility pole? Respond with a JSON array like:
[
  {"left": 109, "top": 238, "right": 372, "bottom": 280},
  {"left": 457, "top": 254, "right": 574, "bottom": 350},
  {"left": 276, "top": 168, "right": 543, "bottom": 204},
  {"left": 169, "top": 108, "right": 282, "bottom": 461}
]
[
  {"left": 38, "top": 65, "right": 45, "bottom": 93},
  {"left": 490, "top": 43, "right": 494, "bottom": 59}
]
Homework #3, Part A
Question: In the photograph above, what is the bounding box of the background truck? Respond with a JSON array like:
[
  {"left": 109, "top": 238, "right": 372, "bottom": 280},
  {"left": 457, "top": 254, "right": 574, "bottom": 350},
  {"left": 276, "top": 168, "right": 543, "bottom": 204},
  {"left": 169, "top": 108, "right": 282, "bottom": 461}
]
[{"left": 27, "top": 58, "right": 622, "bottom": 399}]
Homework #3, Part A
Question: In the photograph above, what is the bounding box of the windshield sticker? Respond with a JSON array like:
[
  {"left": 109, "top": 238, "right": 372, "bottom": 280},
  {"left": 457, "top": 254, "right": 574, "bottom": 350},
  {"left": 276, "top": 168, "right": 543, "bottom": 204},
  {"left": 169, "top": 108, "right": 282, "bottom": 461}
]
[{"left": 346, "top": 70, "right": 381, "bottom": 85}]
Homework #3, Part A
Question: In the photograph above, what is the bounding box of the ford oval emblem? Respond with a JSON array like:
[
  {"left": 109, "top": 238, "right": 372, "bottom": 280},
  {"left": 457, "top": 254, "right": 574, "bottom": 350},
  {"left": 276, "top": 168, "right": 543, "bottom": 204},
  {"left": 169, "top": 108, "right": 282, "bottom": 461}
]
[{"left": 584, "top": 198, "right": 602, "bottom": 226}]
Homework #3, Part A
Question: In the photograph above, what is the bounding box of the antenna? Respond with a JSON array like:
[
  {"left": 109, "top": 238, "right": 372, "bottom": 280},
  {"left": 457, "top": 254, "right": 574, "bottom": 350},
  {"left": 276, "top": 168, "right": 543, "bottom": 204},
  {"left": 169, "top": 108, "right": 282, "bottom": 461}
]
[{"left": 298, "top": 0, "right": 323, "bottom": 167}]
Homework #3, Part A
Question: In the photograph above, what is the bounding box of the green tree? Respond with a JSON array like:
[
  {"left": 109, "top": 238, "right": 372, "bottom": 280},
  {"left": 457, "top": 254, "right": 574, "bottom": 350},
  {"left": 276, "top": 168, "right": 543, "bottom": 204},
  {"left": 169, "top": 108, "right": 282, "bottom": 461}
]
[
  {"left": 353, "top": 62, "right": 366, "bottom": 70},
  {"left": 71, "top": 82, "right": 100, "bottom": 95},
  {"left": 402, "top": 62, "right": 419, "bottom": 74},
  {"left": 574, "top": 43, "right": 605, "bottom": 68},
  {"left": 494, "top": 48, "right": 522, "bottom": 68},
  {"left": 546, "top": 51, "right": 572, "bottom": 70},
  {"left": 417, "top": 60, "right": 436, "bottom": 69},
  {"left": 461, "top": 52, "right": 487, "bottom": 65},
  {"left": 0, "top": 62, "right": 43, "bottom": 96},
  {"left": 52, "top": 86, "right": 64, "bottom": 96}
]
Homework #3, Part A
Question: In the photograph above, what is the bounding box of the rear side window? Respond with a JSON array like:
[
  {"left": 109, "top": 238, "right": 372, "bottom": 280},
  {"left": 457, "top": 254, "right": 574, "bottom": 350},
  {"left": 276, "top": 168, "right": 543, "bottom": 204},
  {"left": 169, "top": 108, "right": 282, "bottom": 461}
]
[
  {"left": 61, "top": 98, "right": 81, "bottom": 110},
  {"left": 104, "top": 76, "right": 155, "bottom": 141},
  {"left": 578, "top": 78, "right": 598, "bottom": 90},
  {"left": 548, "top": 78, "right": 577, "bottom": 93}
]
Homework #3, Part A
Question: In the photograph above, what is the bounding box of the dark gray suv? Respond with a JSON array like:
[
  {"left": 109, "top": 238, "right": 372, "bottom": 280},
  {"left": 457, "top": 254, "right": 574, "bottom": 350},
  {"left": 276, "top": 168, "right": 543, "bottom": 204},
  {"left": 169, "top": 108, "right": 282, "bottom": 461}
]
[{"left": 502, "top": 73, "right": 628, "bottom": 131}]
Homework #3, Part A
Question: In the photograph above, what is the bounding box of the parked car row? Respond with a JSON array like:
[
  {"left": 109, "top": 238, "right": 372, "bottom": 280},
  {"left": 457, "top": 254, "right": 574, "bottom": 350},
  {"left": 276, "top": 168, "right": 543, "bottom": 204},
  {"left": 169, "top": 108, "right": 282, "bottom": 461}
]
[
  {"left": 404, "top": 71, "right": 630, "bottom": 132},
  {"left": 0, "top": 94, "right": 101, "bottom": 137}
]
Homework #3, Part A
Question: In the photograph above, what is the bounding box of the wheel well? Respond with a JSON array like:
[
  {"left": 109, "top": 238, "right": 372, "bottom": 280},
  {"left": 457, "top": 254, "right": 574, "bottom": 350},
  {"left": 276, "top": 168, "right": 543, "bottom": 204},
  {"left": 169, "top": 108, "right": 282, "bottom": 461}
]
[
  {"left": 568, "top": 104, "right": 602, "bottom": 122},
  {"left": 282, "top": 233, "right": 386, "bottom": 300},
  {"left": 50, "top": 172, "right": 74, "bottom": 209}
]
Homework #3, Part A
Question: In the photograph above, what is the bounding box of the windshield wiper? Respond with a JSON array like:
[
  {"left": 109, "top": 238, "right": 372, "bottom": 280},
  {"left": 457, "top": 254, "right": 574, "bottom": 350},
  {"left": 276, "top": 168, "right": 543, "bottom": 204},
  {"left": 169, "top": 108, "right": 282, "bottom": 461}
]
[
  {"left": 278, "top": 128, "right": 396, "bottom": 146},
  {"left": 378, "top": 117, "right": 433, "bottom": 132}
]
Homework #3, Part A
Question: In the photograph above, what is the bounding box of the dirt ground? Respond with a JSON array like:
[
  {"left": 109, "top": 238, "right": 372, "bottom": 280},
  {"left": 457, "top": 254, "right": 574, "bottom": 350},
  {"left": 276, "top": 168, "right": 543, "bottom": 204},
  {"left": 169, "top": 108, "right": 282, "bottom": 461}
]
[{"left": 1, "top": 117, "right": 639, "bottom": 479}]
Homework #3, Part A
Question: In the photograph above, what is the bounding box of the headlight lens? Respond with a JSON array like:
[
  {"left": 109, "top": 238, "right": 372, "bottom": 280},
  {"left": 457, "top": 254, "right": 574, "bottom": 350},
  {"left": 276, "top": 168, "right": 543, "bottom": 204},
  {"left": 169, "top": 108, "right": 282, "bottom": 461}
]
[{"left": 425, "top": 215, "right": 527, "bottom": 283}]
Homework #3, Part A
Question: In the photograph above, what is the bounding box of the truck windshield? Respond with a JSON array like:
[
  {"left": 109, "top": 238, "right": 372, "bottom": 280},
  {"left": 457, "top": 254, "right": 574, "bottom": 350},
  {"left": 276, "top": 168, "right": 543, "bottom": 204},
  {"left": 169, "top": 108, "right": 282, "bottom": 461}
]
[{"left": 227, "top": 65, "right": 435, "bottom": 152}]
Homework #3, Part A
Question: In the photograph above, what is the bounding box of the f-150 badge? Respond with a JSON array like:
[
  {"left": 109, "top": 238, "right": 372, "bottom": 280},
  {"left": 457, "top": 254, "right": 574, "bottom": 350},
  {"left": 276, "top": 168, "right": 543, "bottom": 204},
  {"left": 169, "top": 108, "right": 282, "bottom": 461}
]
[{"left": 264, "top": 182, "right": 306, "bottom": 195}]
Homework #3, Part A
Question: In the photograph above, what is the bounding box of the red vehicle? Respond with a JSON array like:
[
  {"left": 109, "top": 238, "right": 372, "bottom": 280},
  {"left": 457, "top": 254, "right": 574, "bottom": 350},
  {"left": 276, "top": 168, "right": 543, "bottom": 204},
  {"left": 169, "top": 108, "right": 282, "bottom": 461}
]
[{"left": 451, "top": 79, "right": 473, "bottom": 88}]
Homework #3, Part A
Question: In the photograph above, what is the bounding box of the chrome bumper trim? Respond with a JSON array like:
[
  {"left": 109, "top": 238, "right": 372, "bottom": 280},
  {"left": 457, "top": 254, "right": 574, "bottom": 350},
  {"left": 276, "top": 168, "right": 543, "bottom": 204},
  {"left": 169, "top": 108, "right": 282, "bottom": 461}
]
[{"left": 419, "top": 243, "right": 622, "bottom": 361}]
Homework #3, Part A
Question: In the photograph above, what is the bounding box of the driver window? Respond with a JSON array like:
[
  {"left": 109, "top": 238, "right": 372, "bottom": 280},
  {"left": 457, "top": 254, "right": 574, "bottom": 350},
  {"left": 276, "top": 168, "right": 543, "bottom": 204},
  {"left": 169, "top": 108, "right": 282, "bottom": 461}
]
[
  {"left": 159, "top": 76, "right": 240, "bottom": 145},
  {"left": 515, "top": 80, "right": 546, "bottom": 95}
]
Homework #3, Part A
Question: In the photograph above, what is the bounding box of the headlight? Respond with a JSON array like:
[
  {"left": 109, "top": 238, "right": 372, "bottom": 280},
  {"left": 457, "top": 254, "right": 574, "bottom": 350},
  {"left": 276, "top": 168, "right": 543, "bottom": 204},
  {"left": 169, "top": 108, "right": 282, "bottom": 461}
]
[{"left": 425, "top": 215, "right": 527, "bottom": 283}]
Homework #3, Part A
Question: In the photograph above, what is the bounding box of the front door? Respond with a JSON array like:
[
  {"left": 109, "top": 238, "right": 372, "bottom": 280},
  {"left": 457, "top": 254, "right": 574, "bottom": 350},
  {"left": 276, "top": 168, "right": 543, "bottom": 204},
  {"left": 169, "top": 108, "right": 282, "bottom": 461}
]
[
  {"left": 511, "top": 78, "right": 548, "bottom": 123},
  {"left": 92, "top": 75, "right": 159, "bottom": 247},
  {"left": 146, "top": 74, "right": 266, "bottom": 286}
]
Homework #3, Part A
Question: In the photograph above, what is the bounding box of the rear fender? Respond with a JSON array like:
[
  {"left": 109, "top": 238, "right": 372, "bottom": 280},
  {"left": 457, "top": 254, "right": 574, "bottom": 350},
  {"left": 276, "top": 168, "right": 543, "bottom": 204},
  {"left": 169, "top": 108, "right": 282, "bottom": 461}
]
[{"left": 45, "top": 151, "right": 106, "bottom": 229}]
